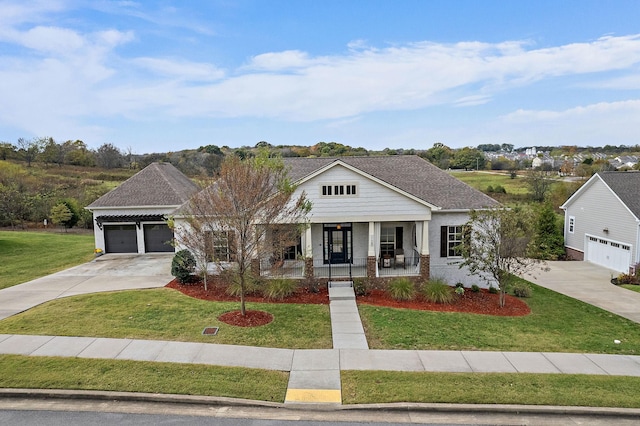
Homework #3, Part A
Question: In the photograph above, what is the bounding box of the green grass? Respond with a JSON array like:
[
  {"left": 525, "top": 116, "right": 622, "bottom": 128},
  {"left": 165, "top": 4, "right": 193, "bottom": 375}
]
[
  {"left": 342, "top": 371, "right": 640, "bottom": 408},
  {"left": 0, "top": 288, "right": 332, "bottom": 348},
  {"left": 360, "top": 277, "right": 640, "bottom": 354},
  {"left": 449, "top": 170, "right": 531, "bottom": 195},
  {"left": 0, "top": 231, "right": 94, "bottom": 289},
  {"left": 0, "top": 354, "right": 287, "bottom": 402},
  {"left": 621, "top": 284, "right": 640, "bottom": 293}
]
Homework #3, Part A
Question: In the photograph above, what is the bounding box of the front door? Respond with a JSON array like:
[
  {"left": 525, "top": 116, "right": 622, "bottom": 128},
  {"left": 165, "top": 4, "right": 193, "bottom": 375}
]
[{"left": 324, "top": 224, "right": 352, "bottom": 264}]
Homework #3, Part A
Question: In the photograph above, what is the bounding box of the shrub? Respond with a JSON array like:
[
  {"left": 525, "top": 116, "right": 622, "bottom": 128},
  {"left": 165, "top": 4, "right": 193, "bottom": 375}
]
[
  {"left": 353, "top": 278, "right": 369, "bottom": 296},
  {"left": 226, "top": 275, "right": 261, "bottom": 297},
  {"left": 171, "top": 250, "right": 196, "bottom": 284},
  {"left": 494, "top": 185, "right": 506, "bottom": 194},
  {"left": 422, "top": 278, "right": 455, "bottom": 304},
  {"left": 455, "top": 282, "right": 464, "bottom": 289},
  {"left": 617, "top": 273, "right": 637, "bottom": 285},
  {"left": 262, "top": 278, "right": 298, "bottom": 300},
  {"left": 388, "top": 278, "right": 416, "bottom": 301},
  {"left": 455, "top": 286, "right": 464, "bottom": 295},
  {"left": 488, "top": 285, "right": 499, "bottom": 294},
  {"left": 486, "top": 185, "right": 494, "bottom": 193},
  {"left": 471, "top": 284, "right": 480, "bottom": 293},
  {"left": 512, "top": 282, "right": 532, "bottom": 298}
]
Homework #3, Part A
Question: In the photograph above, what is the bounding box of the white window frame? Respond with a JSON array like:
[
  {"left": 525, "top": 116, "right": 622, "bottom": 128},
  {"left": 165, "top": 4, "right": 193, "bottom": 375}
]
[
  {"left": 568, "top": 216, "right": 575, "bottom": 234},
  {"left": 447, "top": 225, "right": 463, "bottom": 258},
  {"left": 321, "top": 183, "right": 358, "bottom": 197}
]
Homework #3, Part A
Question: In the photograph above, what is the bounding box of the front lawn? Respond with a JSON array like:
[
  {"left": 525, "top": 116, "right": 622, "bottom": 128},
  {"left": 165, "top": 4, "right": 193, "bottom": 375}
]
[
  {"left": 0, "top": 231, "right": 94, "bottom": 289},
  {"left": 0, "top": 288, "right": 332, "bottom": 349},
  {"left": 0, "top": 354, "right": 288, "bottom": 402},
  {"left": 621, "top": 284, "right": 640, "bottom": 293},
  {"left": 342, "top": 371, "right": 640, "bottom": 408},
  {"left": 359, "top": 277, "right": 640, "bottom": 354}
]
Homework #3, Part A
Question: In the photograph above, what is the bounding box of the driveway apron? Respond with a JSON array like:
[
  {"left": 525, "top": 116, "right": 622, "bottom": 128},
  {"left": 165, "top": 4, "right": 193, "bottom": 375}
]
[{"left": 521, "top": 261, "right": 640, "bottom": 324}]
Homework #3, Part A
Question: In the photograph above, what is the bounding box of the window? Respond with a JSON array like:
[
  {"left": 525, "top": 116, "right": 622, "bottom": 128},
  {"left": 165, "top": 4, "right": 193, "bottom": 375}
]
[
  {"left": 205, "top": 230, "right": 232, "bottom": 262},
  {"left": 380, "top": 227, "right": 395, "bottom": 258},
  {"left": 622, "top": 245, "right": 631, "bottom": 251},
  {"left": 568, "top": 216, "right": 575, "bottom": 234},
  {"left": 321, "top": 184, "right": 357, "bottom": 197},
  {"left": 440, "top": 225, "right": 463, "bottom": 257}
]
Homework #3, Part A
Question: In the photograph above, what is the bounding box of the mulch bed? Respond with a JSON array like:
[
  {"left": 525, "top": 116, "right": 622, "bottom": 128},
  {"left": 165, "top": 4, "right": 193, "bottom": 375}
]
[{"left": 166, "top": 279, "right": 531, "bottom": 326}]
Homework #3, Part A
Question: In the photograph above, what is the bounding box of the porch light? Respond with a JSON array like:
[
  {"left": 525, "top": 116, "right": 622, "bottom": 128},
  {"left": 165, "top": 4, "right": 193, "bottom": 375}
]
[
  {"left": 336, "top": 224, "right": 341, "bottom": 230},
  {"left": 603, "top": 228, "right": 609, "bottom": 234}
]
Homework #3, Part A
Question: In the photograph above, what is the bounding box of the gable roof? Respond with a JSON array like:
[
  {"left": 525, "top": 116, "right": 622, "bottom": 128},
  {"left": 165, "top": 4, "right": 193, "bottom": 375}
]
[
  {"left": 283, "top": 155, "right": 499, "bottom": 210},
  {"left": 561, "top": 171, "right": 640, "bottom": 220},
  {"left": 87, "top": 162, "right": 200, "bottom": 209},
  {"left": 598, "top": 171, "right": 640, "bottom": 219}
]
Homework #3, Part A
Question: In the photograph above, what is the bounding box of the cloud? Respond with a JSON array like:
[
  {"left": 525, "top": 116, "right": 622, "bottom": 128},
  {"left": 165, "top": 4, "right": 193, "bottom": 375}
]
[{"left": 2, "top": 1, "right": 640, "bottom": 148}]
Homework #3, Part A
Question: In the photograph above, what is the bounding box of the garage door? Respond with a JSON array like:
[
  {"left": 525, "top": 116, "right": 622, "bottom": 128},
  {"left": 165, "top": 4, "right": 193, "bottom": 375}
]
[
  {"left": 104, "top": 225, "right": 138, "bottom": 253},
  {"left": 586, "top": 236, "right": 631, "bottom": 273},
  {"left": 144, "top": 224, "right": 174, "bottom": 252}
]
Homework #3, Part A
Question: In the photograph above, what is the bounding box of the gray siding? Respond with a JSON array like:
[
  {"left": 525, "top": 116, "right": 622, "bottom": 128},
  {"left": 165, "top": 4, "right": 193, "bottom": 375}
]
[
  {"left": 565, "top": 178, "right": 638, "bottom": 264},
  {"left": 429, "top": 212, "right": 497, "bottom": 288}
]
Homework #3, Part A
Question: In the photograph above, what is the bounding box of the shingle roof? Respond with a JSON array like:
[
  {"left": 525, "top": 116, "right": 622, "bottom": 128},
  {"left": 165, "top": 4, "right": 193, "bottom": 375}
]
[
  {"left": 87, "top": 162, "right": 200, "bottom": 208},
  {"left": 598, "top": 171, "right": 640, "bottom": 219},
  {"left": 283, "top": 155, "right": 499, "bottom": 210}
]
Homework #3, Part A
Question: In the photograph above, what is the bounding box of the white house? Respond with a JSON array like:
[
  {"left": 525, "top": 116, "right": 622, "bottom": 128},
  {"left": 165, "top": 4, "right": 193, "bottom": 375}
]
[
  {"left": 173, "top": 155, "right": 500, "bottom": 287},
  {"left": 561, "top": 171, "right": 640, "bottom": 274}
]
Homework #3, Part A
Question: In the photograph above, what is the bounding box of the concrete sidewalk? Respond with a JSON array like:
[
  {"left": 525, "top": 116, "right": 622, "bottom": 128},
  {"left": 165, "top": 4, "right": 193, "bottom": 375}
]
[
  {"left": 522, "top": 261, "right": 640, "bottom": 324},
  {"left": 1, "top": 334, "right": 640, "bottom": 377}
]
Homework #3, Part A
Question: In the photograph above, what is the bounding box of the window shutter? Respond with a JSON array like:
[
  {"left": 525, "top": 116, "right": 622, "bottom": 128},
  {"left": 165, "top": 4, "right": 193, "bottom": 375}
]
[{"left": 440, "top": 226, "right": 447, "bottom": 257}]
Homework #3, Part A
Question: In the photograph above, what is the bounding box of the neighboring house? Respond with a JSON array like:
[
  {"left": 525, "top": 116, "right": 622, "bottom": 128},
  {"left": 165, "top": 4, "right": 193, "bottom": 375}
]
[
  {"left": 86, "top": 162, "right": 199, "bottom": 254},
  {"left": 560, "top": 171, "right": 640, "bottom": 274},
  {"left": 174, "top": 155, "right": 500, "bottom": 287}
]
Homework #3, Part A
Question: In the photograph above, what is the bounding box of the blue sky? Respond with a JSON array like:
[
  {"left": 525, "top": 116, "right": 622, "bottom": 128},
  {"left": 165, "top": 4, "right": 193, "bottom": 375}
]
[{"left": 1, "top": 1, "right": 639, "bottom": 154}]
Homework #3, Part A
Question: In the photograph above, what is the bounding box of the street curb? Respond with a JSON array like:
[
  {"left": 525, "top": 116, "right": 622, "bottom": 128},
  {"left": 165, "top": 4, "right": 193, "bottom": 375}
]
[{"left": 2, "top": 389, "right": 640, "bottom": 419}]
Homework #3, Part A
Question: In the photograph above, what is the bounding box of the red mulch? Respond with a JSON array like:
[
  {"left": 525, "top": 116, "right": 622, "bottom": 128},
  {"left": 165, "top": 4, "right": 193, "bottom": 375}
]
[
  {"left": 218, "top": 310, "right": 274, "bottom": 327},
  {"left": 166, "top": 279, "right": 531, "bottom": 323}
]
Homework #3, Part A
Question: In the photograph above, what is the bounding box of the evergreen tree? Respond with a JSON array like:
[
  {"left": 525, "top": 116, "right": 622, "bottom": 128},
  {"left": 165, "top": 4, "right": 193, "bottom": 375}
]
[{"left": 531, "top": 203, "right": 565, "bottom": 260}]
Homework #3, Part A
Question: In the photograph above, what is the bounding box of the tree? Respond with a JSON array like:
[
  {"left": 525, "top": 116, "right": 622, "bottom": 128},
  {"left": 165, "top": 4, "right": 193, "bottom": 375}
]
[
  {"left": 421, "top": 142, "right": 453, "bottom": 169},
  {"left": 460, "top": 207, "right": 547, "bottom": 307},
  {"left": 50, "top": 203, "right": 73, "bottom": 232},
  {"left": 16, "top": 137, "right": 42, "bottom": 167},
  {"left": 451, "top": 147, "right": 486, "bottom": 170},
  {"left": 95, "top": 143, "right": 124, "bottom": 169},
  {"left": 174, "top": 153, "right": 311, "bottom": 315},
  {"left": 525, "top": 169, "right": 553, "bottom": 202},
  {"left": 530, "top": 203, "right": 565, "bottom": 260}
]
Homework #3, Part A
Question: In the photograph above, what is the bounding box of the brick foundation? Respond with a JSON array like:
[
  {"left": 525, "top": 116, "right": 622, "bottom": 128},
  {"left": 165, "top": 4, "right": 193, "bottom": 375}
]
[
  {"left": 565, "top": 247, "right": 584, "bottom": 261},
  {"left": 419, "top": 255, "right": 430, "bottom": 281}
]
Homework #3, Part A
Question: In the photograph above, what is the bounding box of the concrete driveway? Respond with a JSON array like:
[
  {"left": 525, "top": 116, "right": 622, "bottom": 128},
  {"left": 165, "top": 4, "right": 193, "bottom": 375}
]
[
  {"left": 523, "top": 261, "right": 640, "bottom": 324},
  {"left": 0, "top": 254, "right": 173, "bottom": 321}
]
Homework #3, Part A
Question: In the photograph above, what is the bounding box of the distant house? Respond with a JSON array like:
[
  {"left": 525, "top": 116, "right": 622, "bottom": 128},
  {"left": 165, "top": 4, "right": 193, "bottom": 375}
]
[
  {"left": 560, "top": 171, "right": 640, "bottom": 274},
  {"left": 86, "top": 162, "right": 199, "bottom": 254},
  {"left": 173, "top": 155, "right": 500, "bottom": 286}
]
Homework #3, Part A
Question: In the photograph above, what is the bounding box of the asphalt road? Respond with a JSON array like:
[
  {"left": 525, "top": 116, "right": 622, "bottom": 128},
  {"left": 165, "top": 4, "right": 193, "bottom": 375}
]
[{"left": 1, "top": 399, "right": 639, "bottom": 426}]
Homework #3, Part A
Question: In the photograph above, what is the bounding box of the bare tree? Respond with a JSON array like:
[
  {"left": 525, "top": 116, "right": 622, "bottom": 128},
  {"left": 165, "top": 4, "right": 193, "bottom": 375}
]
[
  {"left": 460, "top": 207, "right": 547, "bottom": 307},
  {"left": 174, "top": 153, "right": 311, "bottom": 315},
  {"left": 525, "top": 169, "right": 553, "bottom": 202},
  {"left": 16, "top": 138, "right": 42, "bottom": 167}
]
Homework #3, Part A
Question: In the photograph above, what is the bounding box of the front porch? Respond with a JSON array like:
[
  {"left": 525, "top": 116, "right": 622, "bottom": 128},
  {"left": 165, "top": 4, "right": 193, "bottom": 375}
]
[{"left": 259, "top": 220, "right": 430, "bottom": 281}]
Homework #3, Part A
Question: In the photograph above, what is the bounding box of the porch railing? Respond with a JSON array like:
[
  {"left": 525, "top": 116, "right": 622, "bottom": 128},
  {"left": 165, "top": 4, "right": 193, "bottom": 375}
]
[{"left": 259, "top": 255, "right": 420, "bottom": 279}]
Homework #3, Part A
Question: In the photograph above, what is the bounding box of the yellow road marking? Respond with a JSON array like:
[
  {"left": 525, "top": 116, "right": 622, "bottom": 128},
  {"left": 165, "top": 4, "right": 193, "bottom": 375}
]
[{"left": 285, "top": 388, "right": 341, "bottom": 403}]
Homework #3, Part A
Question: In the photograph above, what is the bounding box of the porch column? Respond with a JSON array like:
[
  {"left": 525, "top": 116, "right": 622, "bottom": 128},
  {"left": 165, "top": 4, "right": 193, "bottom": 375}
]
[
  {"left": 367, "top": 221, "right": 377, "bottom": 278},
  {"left": 303, "top": 225, "right": 314, "bottom": 278},
  {"left": 419, "top": 220, "right": 430, "bottom": 281}
]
